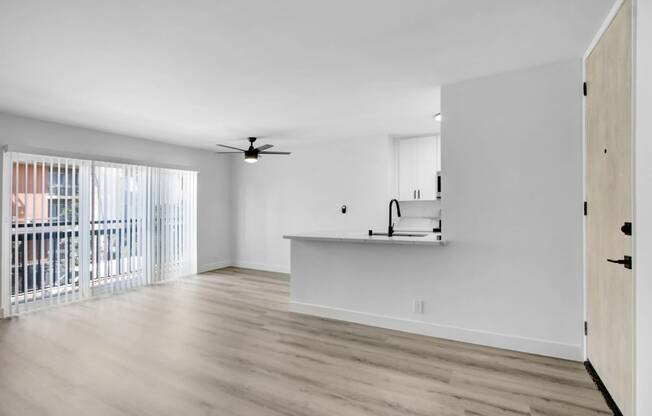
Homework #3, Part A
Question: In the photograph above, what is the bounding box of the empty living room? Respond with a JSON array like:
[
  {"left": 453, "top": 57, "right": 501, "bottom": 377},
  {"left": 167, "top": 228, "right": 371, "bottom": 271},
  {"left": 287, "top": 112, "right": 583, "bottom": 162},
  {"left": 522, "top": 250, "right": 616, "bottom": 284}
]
[{"left": 0, "top": 1, "right": 651, "bottom": 415}]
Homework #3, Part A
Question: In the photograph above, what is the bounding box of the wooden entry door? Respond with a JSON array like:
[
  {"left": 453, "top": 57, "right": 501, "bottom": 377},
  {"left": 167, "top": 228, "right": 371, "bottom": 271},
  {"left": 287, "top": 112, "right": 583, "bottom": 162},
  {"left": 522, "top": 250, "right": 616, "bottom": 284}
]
[{"left": 585, "top": 0, "right": 634, "bottom": 415}]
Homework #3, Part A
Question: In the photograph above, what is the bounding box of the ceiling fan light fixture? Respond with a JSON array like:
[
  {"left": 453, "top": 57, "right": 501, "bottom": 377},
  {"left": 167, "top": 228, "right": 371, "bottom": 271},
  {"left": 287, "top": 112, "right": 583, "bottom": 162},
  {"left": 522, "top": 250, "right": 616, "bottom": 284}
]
[
  {"left": 244, "top": 151, "right": 258, "bottom": 163},
  {"left": 216, "top": 137, "right": 290, "bottom": 163}
]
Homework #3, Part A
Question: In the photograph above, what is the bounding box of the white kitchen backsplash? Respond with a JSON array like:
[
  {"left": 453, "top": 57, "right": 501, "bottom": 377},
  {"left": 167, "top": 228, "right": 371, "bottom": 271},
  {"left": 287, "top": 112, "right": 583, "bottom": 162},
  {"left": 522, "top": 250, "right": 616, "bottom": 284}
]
[{"left": 399, "top": 199, "right": 441, "bottom": 219}]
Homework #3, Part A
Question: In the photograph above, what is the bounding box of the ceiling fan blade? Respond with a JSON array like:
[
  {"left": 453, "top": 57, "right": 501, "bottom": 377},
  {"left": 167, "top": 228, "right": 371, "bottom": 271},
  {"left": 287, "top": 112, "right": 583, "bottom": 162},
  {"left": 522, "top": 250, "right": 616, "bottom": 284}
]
[
  {"left": 215, "top": 151, "right": 243, "bottom": 154},
  {"left": 259, "top": 151, "right": 291, "bottom": 155},
  {"left": 217, "top": 144, "right": 246, "bottom": 151},
  {"left": 256, "top": 144, "right": 274, "bottom": 151}
]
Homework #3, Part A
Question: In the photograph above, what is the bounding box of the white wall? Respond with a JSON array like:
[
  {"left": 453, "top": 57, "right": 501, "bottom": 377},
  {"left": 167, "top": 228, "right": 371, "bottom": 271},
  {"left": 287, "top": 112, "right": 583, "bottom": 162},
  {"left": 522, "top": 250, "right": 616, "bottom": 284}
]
[
  {"left": 231, "top": 137, "right": 398, "bottom": 272},
  {"left": 0, "top": 111, "right": 233, "bottom": 276},
  {"left": 290, "top": 237, "right": 580, "bottom": 359},
  {"left": 635, "top": 0, "right": 652, "bottom": 413},
  {"left": 440, "top": 59, "right": 584, "bottom": 356}
]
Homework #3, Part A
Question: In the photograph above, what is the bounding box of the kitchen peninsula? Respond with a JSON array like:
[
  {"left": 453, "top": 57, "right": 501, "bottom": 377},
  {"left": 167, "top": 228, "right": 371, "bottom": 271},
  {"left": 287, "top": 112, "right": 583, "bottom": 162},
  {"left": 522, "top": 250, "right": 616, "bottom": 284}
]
[{"left": 283, "top": 228, "right": 455, "bottom": 340}]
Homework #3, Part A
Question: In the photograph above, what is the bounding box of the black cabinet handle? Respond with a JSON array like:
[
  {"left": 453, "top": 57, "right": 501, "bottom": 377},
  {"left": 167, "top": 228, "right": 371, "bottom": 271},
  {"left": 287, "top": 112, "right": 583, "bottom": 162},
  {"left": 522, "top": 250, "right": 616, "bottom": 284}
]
[
  {"left": 418, "top": 189, "right": 421, "bottom": 199},
  {"left": 413, "top": 190, "right": 416, "bottom": 199},
  {"left": 607, "top": 256, "right": 632, "bottom": 269}
]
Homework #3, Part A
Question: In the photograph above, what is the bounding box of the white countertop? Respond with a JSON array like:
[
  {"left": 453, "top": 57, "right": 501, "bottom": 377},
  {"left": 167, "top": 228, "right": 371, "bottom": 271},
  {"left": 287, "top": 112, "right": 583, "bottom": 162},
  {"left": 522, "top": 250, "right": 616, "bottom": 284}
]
[{"left": 283, "top": 230, "right": 445, "bottom": 246}]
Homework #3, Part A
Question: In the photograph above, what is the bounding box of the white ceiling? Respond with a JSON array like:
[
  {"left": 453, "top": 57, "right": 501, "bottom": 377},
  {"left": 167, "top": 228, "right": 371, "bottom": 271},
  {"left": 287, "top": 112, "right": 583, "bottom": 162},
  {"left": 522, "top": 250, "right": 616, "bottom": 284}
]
[{"left": 0, "top": 0, "right": 613, "bottom": 149}]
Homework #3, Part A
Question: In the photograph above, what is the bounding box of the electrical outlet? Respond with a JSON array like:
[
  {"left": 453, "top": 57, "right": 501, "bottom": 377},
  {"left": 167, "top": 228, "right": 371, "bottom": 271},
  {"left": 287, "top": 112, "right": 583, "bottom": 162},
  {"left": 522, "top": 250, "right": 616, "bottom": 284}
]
[{"left": 412, "top": 299, "right": 424, "bottom": 314}]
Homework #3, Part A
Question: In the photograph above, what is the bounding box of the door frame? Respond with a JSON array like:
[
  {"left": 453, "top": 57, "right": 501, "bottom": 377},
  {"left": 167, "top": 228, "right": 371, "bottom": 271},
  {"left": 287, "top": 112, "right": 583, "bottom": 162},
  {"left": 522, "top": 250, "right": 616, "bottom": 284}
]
[{"left": 582, "top": 0, "right": 637, "bottom": 414}]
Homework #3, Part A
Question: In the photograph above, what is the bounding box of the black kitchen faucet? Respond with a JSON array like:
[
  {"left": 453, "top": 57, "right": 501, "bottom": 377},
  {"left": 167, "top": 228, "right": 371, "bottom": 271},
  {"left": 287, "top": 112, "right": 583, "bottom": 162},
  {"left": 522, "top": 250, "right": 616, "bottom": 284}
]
[{"left": 388, "top": 199, "right": 401, "bottom": 237}]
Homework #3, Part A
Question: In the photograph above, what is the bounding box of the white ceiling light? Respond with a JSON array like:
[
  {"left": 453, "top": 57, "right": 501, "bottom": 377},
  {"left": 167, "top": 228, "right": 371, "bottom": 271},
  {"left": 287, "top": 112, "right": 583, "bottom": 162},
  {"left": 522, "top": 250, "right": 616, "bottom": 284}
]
[
  {"left": 434, "top": 113, "right": 442, "bottom": 122},
  {"left": 244, "top": 152, "right": 259, "bottom": 163}
]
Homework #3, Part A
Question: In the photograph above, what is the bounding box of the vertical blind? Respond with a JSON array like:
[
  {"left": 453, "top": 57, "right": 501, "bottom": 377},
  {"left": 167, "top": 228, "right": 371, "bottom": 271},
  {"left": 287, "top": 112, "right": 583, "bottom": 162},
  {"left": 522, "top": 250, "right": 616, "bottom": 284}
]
[
  {"left": 90, "top": 162, "right": 147, "bottom": 295},
  {"left": 1, "top": 152, "right": 197, "bottom": 316}
]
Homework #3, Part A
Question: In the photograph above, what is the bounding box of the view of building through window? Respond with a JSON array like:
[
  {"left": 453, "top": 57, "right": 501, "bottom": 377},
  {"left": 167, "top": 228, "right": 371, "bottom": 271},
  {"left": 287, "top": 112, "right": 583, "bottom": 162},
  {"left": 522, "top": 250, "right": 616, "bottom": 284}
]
[
  {"left": 11, "top": 161, "right": 80, "bottom": 301},
  {"left": 6, "top": 154, "right": 197, "bottom": 313}
]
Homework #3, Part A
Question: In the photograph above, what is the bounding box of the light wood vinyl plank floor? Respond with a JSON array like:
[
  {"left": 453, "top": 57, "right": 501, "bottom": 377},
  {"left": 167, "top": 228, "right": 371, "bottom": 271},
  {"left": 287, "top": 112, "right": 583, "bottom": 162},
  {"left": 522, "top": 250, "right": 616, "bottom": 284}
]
[{"left": 0, "top": 267, "right": 611, "bottom": 416}]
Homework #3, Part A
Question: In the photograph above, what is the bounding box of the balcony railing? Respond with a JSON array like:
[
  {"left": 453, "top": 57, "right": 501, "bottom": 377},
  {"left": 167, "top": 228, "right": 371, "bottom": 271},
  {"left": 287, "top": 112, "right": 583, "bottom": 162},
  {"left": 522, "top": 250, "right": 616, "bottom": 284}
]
[{"left": 9, "top": 218, "right": 182, "bottom": 305}]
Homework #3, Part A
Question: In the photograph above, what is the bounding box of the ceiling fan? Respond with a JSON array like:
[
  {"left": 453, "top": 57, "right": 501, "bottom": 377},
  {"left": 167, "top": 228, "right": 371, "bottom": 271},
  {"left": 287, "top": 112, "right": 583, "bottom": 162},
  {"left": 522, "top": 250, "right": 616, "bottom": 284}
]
[{"left": 216, "top": 137, "right": 291, "bottom": 163}]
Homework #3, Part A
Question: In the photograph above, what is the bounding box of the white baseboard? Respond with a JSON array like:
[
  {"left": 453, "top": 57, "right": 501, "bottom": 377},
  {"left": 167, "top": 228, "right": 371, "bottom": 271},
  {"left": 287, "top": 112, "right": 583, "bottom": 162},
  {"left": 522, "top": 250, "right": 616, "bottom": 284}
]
[
  {"left": 198, "top": 260, "right": 233, "bottom": 273},
  {"left": 231, "top": 260, "right": 290, "bottom": 274},
  {"left": 290, "top": 301, "right": 583, "bottom": 361},
  {"left": 199, "top": 260, "right": 290, "bottom": 274}
]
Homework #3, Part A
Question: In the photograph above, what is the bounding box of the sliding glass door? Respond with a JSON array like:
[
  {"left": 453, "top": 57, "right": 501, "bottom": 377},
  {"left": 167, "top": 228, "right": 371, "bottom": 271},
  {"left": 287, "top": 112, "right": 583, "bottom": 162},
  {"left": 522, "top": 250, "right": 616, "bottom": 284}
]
[{"left": 1, "top": 151, "right": 197, "bottom": 316}]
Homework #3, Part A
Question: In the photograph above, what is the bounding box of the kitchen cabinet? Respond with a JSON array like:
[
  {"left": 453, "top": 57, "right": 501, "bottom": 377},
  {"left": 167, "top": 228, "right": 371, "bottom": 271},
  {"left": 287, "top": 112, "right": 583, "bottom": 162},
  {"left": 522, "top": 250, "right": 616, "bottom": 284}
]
[{"left": 397, "top": 136, "right": 440, "bottom": 201}]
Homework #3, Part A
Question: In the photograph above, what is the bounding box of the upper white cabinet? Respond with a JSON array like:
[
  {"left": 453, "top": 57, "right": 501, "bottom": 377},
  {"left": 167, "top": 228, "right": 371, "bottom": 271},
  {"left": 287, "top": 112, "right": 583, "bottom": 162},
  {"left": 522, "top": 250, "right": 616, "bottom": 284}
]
[
  {"left": 398, "top": 137, "right": 418, "bottom": 201},
  {"left": 397, "top": 136, "right": 440, "bottom": 201}
]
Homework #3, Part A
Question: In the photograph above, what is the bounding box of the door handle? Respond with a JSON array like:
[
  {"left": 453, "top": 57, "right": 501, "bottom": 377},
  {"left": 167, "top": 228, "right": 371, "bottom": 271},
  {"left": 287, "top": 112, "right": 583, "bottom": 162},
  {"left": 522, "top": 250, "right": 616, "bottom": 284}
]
[
  {"left": 607, "top": 255, "right": 632, "bottom": 269},
  {"left": 418, "top": 189, "right": 421, "bottom": 199}
]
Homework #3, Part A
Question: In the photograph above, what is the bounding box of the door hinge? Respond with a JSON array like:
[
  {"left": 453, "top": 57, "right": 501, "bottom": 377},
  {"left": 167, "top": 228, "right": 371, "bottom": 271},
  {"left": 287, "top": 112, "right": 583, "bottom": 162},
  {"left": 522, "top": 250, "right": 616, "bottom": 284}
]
[
  {"left": 584, "top": 321, "right": 588, "bottom": 336},
  {"left": 584, "top": 201, "right": 588, "bottom": 216},
  {"left": 583, "top": 82, "right": 588, "bottom": 96}
]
